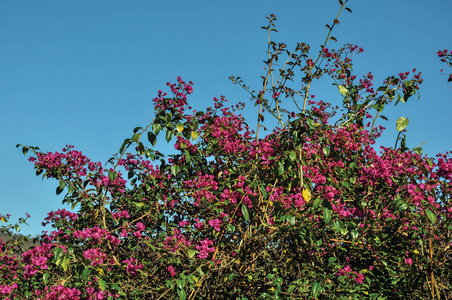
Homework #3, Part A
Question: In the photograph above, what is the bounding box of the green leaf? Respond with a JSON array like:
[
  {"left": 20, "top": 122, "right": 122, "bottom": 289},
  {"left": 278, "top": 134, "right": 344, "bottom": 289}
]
[
  {"left": 287, "top": 215, "right": 295, "bottom": 225},
  {"left": 289, "top": 150, "right": 297, "bottom": 161},
  {"left": 177, "top": 279, "right": 186, "bottom": 289},
  {"left": 328, "top": 256, "right": 337, "bottom": 266},
  {"left": 351, "top": 229, "right": 359, "bottom": 240},
  {"left": 413, "top": 147, "right": 423, "bottom": 155},
  {"left": 108, "top": 171, "right": 118, "bottom": 182},
  {"left": 119, "top": 139, "right": 131, "bottom": 154},
  {"left": 131, "top": 133, "right": 141, "bottom": 143},
  {"left": 152, "top": 123, "right": 162, "bottom": 135},
  {"left": 61, "top": 257, "right": 70, "bottom": 271},
  {"left": 288, "top": 285, "right": 296, "bottom": 293},
  {"left": 323, "top": 208, "right": 331, "bottom": 224},
  {"left": 43, "top": 272, "right": 49, "bottom": 284},
  {"left": 82, "top": 267, "right": 92, "bottom": 280},
  {"left": 371, "top": 102, "right": 384, "bottom": 112},
  {"left": 323, "top": 147, "right": 330, "bottom": 157},
  {"left": 56, "top": 185, "right": 64, "bottom": 195},
  {"left": 171, "top": 165, "right": 180, "bottom": 176},
  {"left": 98, "top": 278, "right": 107, "bottom": 291},
  {"left": 187, "top": 249, "right": 196, "bottom": 258},
  {"left": 241, "top": 204, "right": 250, "bottom": 221},
  {"left": 425, "top": 209, "right": 437, "bottom": 224},
  {"left": 177, "top": 288, "right": 186, "bottom": 300},
  {"left": 53, "top": 247, "right": 64, "bottom": 260},
  {"left": 312, "top": 282, "right": 323, "bottom": 296},
  {"left": 306, "top": 118, "right": 316, "bottom": 129},
  {"left": 277, "top": 161, "right": 284, "bottom": 176},
  {"left": 396, "top": 117, "right": 409, "bottom": 132},
  {"left": 111, "top": 284, "right": 121, "bottom": 293},
  {"left": 260, "top": 185, "right": 268, "bottom": 198},
  {"left": 148, "top": 132, "right": 157, "bottom": 146},
  {"left": 226, "top": 224, "right": 236, "bottom": 232},
  {"left": 338, "top": 85, "right": 349, "bottom": 96},
  {"left": 166, "top": 130, "right": 174, "bottom": 142}
]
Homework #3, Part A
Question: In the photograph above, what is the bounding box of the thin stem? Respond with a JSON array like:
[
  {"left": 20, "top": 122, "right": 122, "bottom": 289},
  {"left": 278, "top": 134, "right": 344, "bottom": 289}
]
[
  {"left": 255, "top": 57, "right": 275, "bottom": 148},
  {"left": 394, "top": 131, "right": 401, "bottom": 149},
  {"left": 302, "top": 0, "right": 348, "bottom": 113}
]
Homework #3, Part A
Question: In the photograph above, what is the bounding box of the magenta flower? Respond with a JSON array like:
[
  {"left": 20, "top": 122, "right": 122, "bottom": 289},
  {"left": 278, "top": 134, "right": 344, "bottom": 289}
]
[
  {"left": 354, "top": 273, "right": 365, "bottom": 284},
  {"left": 167, "top": 265, "right": 176, "bottom": 277},
  {"left": 208, "top": 219, "right": 222, "bottom": 232}
]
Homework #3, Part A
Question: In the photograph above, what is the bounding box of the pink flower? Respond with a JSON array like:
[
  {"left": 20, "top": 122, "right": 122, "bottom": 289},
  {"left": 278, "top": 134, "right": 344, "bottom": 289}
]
[
  {"left": 354, "top": 273, "right": 365, "bottom": 284},
  {"left": 405, "top": 258, "right": 413, "bottom": 266},
  {"left": 136, "top": 222, "right": 145, "bottom": 231},
  {"left": 167, "top": 265, "right": 176, "bottom": 277},
  {"left": 179, "top": 220, "right": 190, "bottom": 227},
  {"left": 208, "top": 219, "right": 222, "bottom": 232}
]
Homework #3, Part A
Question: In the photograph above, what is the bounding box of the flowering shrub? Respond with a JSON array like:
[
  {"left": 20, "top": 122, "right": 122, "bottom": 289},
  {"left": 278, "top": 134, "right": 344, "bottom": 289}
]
[{"left": 2, "top": 1, "right": 452, "bottom": 299}]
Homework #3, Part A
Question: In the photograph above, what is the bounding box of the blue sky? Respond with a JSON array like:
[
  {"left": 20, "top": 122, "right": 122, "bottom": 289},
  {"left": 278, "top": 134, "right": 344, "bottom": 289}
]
[{"left": 1, "top": 0, "right": 451, "bottom": 237}]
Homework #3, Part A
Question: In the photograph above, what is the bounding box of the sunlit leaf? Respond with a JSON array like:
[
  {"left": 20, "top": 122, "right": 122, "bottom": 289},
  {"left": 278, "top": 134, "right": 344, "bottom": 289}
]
[
  {"left": 302, "top": 189, "right": 311, "bottom": 203},
  {"left": 338, "top": 85, "right": 349, "bottom": 96},
  {"left": 176, "top": 123, "right": 184, "bottom": 133},
  {"left": 396, "top": 117, "right": 409, "bottom": 132},
  {"left": 98, "top": 278, "right": 106, "bottom": 291}
]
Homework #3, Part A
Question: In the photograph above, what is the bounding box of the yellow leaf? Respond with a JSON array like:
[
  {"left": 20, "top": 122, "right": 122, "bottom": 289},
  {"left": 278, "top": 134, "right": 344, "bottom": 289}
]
[
  {"left": 414, "top": 249, "right": 419, "bottom": 255},
  {"left": 302, "top": 188, "right": 311, "bottom": 202},
  {"left": 191, "top": 131, "right": 199, "bottom": 140},
  {"left": 176, "top": 124, "right": 184, "bottom": 133},
  {"left": 338, "top": 85, "right": 349, "bottom": 96}
]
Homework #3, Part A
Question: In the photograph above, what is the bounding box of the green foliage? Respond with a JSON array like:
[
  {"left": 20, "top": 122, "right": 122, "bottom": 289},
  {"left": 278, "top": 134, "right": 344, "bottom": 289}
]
[{"left": 2, "top": 1, "right": 451, "bottom": 299}]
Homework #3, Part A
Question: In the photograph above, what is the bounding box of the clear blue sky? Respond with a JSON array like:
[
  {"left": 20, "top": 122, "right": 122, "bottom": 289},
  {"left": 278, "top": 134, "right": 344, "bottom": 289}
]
[{"left": 1, "top": 0, "right": 451, "bottom": 237}]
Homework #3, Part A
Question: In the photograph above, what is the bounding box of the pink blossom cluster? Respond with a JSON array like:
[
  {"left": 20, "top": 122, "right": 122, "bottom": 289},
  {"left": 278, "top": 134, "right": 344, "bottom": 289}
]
[
  {"left": 22, "top": 243, "right": 56, "bottom": 278},
  {"left": 83, "top": 248, "right": 107, "bottom": 266},
  {"left": 195, "top": 238, "right": 215, "bottom": 259},
  {"left": 36, "top": 285, "right": 81, "bottom": 300},
  {"left": 6, "top": 48, "right": 451, "bottom": 298},
  {"left": 336, "top": 265, "right": 365, "bottom": 284},
  {"left": 122, "top": 257, "right": 143, "bottom": 277},
  {"left": 163, "top": 228, "right": 192, "bottom": 253},
  {"left": 174, "top": 136, "right": 198, "bottom": 154},
  {"left": 151, "top": 76, "right": 193, "bottom": 114},
  {"left": 73, "top": 226, "right": 121, "bottom": 245}
]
